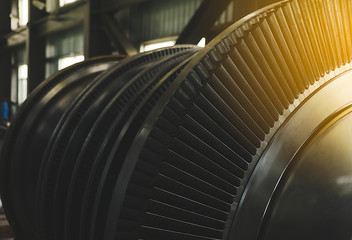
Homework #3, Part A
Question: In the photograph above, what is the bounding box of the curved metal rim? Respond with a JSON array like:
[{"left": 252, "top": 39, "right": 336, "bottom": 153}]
[
  {"left": 0, "top": 56, "right": 122, "bottom": 240},
  {"left": 101, "top": 53, "right": 199, "bottom": 240},
  {"left": 258, "top": 103, "right": 352, "bottom": 239},
  {"left": 35, "top": 46, "right": 197, "bottom": 240},
  {"left": 228, "top": 68, "right": 352, "bottom": 240},
  {"left": 62, "top": 49, "right": 199, "bottom": 240}
]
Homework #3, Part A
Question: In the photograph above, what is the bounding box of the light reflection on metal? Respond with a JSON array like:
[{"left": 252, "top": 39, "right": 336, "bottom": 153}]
[{"left": 2, "top": 0, "right": 352, "bottom": 240}]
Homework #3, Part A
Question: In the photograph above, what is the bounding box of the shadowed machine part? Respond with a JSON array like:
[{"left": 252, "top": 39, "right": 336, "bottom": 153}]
[{"left": 2, "top": 0, "right": 352, "bottom": 239}]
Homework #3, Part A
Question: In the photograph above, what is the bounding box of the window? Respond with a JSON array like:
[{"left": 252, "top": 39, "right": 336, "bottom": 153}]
[
  {"left": 197, "top": 37, "right": 206, "bottom": 48},
  {"left": 18, "top": 0, "right": 29, "bottom": 26},
  {"left": 11, "top": 0, "right": 29, "bottom": 29},
  {"left": 140, "top": 40, "right": 176, "bottom": 52},
  {"left": 11, "top": 46, "right": 27, "bottom": 106},
  {"left": 46, "top": 0, "right": 79, "bottom": 12},
  {"left": 59, "top": 0, "right": 77, "bottom": 7},
  {"left": 46, "top": 27, "right": 84, "bottom": 77},
  {"left": 18, "top": 64, "right": 28, "bottom": 104},
  {"left": 139, "top": 36, "right": 206, "bottom": 53},
  {"left": 58, "top": 55, "right": 84, "bottom": 70},
  {"left": 140, "top": 37, "right": 177, "bottom": 53}
]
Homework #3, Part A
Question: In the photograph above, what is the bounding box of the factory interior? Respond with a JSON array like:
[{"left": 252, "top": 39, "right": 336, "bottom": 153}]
[{"left": 1, "top": 0, "right": 352, "bottom": 239}]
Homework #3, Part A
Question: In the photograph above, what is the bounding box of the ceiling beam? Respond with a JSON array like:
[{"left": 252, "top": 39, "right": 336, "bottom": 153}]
[
  {"left": 94, "top": 0, "right": 150, "bottom": 14},
  {"left": 176, "top": 0, "right": 232, "bottom": 44},
  {"left": 102, "top": 14, "right": 137, "bottom": 56}
]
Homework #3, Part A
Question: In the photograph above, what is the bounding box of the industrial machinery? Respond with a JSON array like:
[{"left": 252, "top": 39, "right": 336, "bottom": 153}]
[{"left": 1, "top": 0, "right": 352, "bottom": 239}]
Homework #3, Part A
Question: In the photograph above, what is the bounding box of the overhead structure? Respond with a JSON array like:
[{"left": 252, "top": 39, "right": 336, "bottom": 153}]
[{"left": 2, "top": 0, "right": 352, "bottom": 240}]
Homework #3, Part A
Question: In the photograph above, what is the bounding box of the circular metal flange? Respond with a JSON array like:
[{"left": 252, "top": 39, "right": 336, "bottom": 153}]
[
  {"left": 229, "top": 69, "right": 352, "bottom": 240},
  {"left": 0, "top": 56, "right": 122, "bottom": 240},
  {"left": 2, "top": 0, "right": 352, "bottom": 240}
]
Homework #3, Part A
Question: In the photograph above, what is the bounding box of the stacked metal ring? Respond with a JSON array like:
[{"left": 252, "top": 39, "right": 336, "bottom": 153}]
[{"left": 2, "top": 1, "right": 352, "bottom": 239}]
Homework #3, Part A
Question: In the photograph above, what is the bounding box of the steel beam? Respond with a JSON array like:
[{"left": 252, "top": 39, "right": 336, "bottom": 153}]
[
  {"left": 102, "top": 14, "right": 137, "bottom": 56},
  {"left": 0, "top": 0, "right": 12, "bottom": 100},
  {"left": 94, "top": 0, "right": 150, "bottom": 14},
  {"left": 27, "top": 3, "right": 46, "bottom": 94},
  {"left": 176, "top": 0, "right": 232, "bottom": 44}
]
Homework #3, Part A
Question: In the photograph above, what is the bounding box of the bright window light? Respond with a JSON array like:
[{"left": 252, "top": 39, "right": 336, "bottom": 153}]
[
  {"left": 197, "top": 37, "right": 206, "bottom": 48},
  {"left": 59, "top": 0, "right": 77, "bottom": 7},
  {"left": 58, "top": 55, "right": 84, "bottom": 70},
  {"left": 18, "top": 64, "right": 28, "bottom": 104},
  {"left": 18, "top": 0, "right": 29, "bottom": 26},
  {"left": 140, "top": 40, "right": 176, "bottom": 53}
]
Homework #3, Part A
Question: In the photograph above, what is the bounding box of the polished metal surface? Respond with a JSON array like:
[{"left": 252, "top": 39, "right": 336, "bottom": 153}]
[
  {"left": 229, "top": 70, "right": 352, "bottom": 240},
  {"left": 2, "top": 1, "right": 352, "bottom": 240},
  {"left": 263, "top": 108, "right": 352, "bottom": 240}
]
